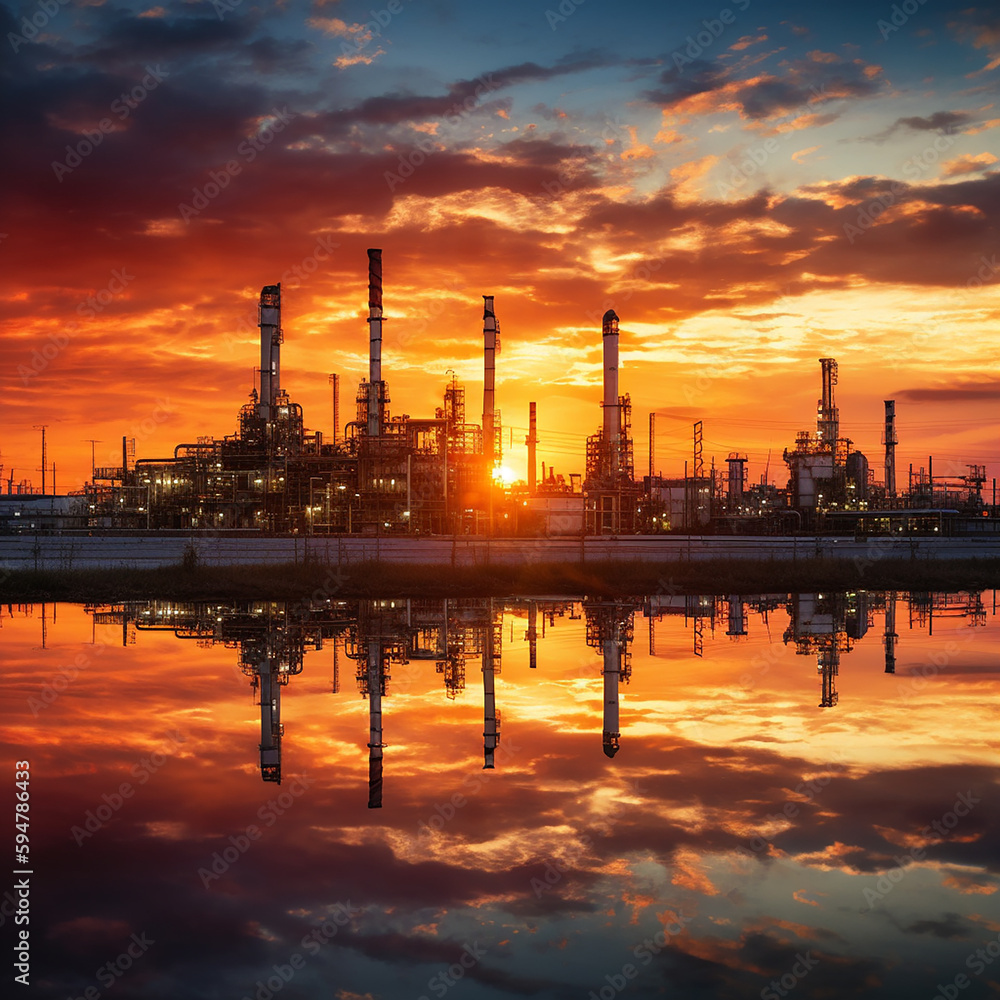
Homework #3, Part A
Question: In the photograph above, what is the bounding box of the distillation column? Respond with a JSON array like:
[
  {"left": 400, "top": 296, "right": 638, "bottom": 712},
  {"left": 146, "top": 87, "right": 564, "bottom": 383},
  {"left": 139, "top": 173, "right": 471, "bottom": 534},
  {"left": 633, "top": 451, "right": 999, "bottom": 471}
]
[
  {"left": 367, "top": 249, "right": 384, "bottom": 438},
  {"left": 483, "top": 296, "right": 498, "bottom": 469},
  {"left": 603, "top": 310, "right": 621, "bottom": 481},
  {"left": 883, "top": 400, "right": 897, "bottom": 498},
  {"left": 817, "top": 358, "right": 839, "bottom": 447},
  {"left": 257, "top": 284, "right": 282, "bottom": 420}
]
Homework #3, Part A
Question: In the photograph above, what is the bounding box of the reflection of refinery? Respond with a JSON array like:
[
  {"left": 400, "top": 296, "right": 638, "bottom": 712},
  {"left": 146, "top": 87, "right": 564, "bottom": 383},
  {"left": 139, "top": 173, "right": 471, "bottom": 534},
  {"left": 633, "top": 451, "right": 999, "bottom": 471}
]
[
  {"left": 81, "top": 591, "right": 990, "bottom": 803},
  {"left": 10, "top": 249, "right": 992, "bottom": 535}
]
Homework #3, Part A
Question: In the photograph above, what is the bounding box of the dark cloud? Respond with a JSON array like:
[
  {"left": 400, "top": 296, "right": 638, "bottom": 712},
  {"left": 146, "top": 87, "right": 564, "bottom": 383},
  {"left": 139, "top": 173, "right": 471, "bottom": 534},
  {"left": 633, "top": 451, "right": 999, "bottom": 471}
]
[
  {"left": 645, "top": 53, "right": 886, "bottom": 120},
  {"left": 895, "top": 378, "right": 1000, "bottom": 402},
  {"left": 860, "top": 110, "right": 976, "bottom": 143},
  {"left": 905, "top": 913, "right": 975, "bottom": 939},
  {"left": 643, "top": 59, "right": 727, "bottom": 107}
]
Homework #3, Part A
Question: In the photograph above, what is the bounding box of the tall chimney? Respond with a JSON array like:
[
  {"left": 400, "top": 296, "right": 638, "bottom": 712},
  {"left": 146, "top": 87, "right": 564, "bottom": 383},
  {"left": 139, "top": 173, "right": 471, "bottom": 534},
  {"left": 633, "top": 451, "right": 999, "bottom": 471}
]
[
  {"left": 603, "top": 310, "right": 621, "bottom": 480},
  {"left": 367, "top": 249, "right": 383, "bottom": 437},
  {"left": 483, "top": 295, "right": 497, "bottom": 466},
  {"left": 883, "top": 400, "right": 897, "bottom": 497},
  {"left": 527, "top": 402, "right": 537, "bottom": 494},
  {"left": 258, "top": 284, "right": 281, "bottom": 419}
]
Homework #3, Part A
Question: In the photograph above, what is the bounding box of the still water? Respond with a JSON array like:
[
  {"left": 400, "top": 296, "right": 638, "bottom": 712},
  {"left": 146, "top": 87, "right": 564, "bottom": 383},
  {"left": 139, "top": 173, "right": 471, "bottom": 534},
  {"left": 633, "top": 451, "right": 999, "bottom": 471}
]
[{"left": 4, "top": 593, "right": 999, "bottom": 1000}]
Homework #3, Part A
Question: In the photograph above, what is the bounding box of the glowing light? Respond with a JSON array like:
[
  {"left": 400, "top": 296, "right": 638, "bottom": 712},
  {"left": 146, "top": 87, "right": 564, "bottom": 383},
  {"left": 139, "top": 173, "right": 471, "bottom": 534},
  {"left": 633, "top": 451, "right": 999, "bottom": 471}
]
[{"left": 492, "top": 464, "right": 517, "bottom": 486}]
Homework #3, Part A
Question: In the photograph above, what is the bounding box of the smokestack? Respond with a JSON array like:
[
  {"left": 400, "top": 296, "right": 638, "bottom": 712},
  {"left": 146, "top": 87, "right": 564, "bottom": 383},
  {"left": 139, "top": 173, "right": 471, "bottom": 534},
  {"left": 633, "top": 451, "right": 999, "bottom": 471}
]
[
  {"left": 258, "top": 284, "right": 281, "bottom": 419},
  {"left": 883, "top": 400, "right": 897, "bottom": 496},
  {"left": 483, "top": 296, "right": 497, "bottom": 466},
  {"left": 367, "top": 249, "right": 383, "bottom": 437},
  {"left": 527, "top": 402, "right": 537, "bottom": 495},
  {"left": 603, "top": 310, "right": 620, "bottom": 480}
]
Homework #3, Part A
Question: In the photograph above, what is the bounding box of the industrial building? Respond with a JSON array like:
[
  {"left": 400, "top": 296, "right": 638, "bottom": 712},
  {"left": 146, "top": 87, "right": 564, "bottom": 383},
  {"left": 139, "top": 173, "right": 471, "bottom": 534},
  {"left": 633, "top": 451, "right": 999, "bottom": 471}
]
[{"left": 3, "top": 249, "right": 994, "bottom": 537}]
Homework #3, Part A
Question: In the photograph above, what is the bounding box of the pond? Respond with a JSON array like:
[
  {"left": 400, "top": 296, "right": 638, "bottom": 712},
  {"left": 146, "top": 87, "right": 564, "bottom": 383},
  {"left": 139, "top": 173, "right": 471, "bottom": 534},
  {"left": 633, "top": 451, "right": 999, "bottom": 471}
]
[{"left": 5, "top": 592, "right": 998, "bottom": 1000}]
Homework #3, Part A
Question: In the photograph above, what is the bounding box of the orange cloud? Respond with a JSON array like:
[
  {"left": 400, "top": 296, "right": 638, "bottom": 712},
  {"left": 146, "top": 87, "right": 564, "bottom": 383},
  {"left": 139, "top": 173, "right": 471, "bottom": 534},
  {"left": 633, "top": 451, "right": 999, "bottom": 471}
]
[
  {"left": 942, "top": 875, "right": 998, "bottom": 895},
  {"left": 942, "top": 152, "right": 998, "bottom": 176}
]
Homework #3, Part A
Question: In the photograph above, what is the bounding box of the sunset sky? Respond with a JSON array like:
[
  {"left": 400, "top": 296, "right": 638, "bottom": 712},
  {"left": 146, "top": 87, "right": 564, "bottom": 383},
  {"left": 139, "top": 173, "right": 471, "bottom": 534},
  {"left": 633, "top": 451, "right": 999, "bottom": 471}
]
[{"left": 2, "top": 0, "right": 999, "bottom": 492}]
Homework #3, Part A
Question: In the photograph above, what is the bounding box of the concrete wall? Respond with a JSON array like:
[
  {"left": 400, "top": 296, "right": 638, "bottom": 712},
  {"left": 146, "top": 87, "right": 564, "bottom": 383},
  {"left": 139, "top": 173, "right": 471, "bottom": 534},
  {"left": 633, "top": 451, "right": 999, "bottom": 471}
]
[{"left": 0, "top": 533, "right": 997, "bottom": 571}]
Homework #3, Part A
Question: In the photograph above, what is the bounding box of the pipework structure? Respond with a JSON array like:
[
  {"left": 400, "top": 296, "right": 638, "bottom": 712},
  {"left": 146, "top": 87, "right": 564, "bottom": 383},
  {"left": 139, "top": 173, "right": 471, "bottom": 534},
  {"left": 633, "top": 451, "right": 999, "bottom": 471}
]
[
  {"left": 883, "top": 400, "right": 897, "bottom": 498},
  {"left": 86, "top": 251, "right": 502, "bottom": 536},
  {"left": 78, "top": 250, "right": 992, "bottom": 539},
  {"left": 584, "top": 310, "right": 640, "bottom": 533},
  {"left": 781, "top": 357, "right": 870, "bottom": 518}
]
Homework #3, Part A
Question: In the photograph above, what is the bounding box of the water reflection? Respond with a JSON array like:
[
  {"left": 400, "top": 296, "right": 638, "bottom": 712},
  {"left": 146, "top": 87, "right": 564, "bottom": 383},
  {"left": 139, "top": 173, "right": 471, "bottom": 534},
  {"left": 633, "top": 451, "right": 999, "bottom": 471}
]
[
  {"left": 4, "top": 591, "right": 997, "bottom": 1000},
  {"left": 71, "top": 592, "right": 995, "bottom": 795}
]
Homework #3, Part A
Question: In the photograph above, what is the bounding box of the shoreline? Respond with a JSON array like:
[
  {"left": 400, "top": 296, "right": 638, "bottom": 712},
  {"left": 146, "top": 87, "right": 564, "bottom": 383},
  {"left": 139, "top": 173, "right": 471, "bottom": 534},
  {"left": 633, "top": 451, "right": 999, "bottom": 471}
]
[{"left": 1, "top": 557, "right": 997, "bottom": 602}]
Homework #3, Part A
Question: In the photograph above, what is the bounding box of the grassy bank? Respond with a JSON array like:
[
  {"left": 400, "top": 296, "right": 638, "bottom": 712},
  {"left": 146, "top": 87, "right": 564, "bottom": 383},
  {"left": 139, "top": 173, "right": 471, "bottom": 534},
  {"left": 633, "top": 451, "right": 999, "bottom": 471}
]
[{"left": 1, "top": 557, "right": 998, "bottom": 601}]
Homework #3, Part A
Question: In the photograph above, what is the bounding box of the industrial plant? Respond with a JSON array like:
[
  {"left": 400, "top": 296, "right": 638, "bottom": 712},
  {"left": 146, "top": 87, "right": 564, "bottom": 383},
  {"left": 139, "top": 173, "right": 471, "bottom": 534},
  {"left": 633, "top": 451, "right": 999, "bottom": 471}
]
[{"left": 2, "top": 250, "right": 994, "bottom": 536}]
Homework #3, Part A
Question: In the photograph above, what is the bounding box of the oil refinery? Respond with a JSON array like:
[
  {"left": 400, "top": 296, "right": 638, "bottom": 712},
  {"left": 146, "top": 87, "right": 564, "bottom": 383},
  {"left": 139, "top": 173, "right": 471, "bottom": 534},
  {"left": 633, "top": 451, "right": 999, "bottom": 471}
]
[{"left": 2, "top": 250, "right": 994, "bottom": 537}]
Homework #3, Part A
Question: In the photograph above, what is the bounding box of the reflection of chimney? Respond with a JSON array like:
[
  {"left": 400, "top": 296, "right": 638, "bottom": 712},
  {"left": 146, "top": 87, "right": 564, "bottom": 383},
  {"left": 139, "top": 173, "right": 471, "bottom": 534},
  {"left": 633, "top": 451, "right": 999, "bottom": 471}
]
[
  {"left": 257, "top": 284, "right": 281, "bottom": 420},
  {"left": 883, "top": 400, "right": 897, "bottom": 497},
  {"left": 602, "top": 636, "right": 621, "bottom": 758},
  {"left": 258, "top": 657, "right": 282, "bottom": 784},
  {"left": 483, "top": 608, "right": 499, "bottom": 769},
  {"left": 483, "top": 296, "right": 497, "bottom": 466},
  {"left": 818, "top": 646, "right": 839, "bottom": 708},
  {"left": 367, "top": 249, "right": 383, "bottom": 438},
  {"left": 602, "top": 310, "right": 620, "bottom": 480},
  {"left": 726, "top": 595, "right": 747, "bottom": 636},
  {"left": 526, "top": 601, "right": 538, "bottom": 670},
  {"left": 366, "top": 641, "right": 383, "bottom": 808},
  {"left": 884, "top": 593, "right": 897, "bottom": 674},
  {"left": 527, "top": 402, "right": 537, "bottom": 495}
]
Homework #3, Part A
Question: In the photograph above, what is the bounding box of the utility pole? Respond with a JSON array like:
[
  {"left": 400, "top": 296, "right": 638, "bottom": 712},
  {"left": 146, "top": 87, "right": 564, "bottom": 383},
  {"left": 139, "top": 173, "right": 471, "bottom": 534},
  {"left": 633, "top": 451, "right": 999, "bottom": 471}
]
[
  {"left": 84, "top": 440, "right": 101, "bottom": 478},
  {"left": 33, "top": 424, "right": 48, "bottom": 495}
]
